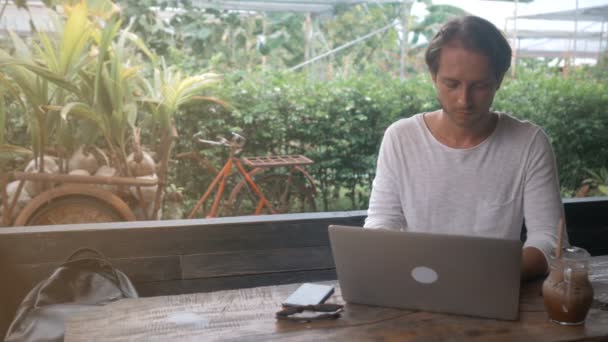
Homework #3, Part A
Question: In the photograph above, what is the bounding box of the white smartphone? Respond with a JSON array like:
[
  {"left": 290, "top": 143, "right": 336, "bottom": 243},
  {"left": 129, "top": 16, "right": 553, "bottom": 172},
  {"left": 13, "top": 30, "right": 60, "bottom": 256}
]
[{"left": 282, "top": 283, "right": 335, "bottom": 307}]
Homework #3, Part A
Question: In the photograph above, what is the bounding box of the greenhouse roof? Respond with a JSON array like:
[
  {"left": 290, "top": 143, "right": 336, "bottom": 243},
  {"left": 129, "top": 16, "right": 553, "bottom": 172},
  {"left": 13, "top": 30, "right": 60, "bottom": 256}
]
[
  {"left": 0, "top": 2, "right": 53, "bottom": 36},
  {"left": 516, "top": 50, "right": 600, "bottom": 59},
  {"left": 1, "top": 0, "right": 402, "bottom": 37},
  {"left": 189, "top": 0, "right": 400, "bottom": 14},
  {"left": 514, "top": 5, "right": 608, "bottom": 22},
  {"left": 505, "top": 29, "right": 602, "bottom": 40}
]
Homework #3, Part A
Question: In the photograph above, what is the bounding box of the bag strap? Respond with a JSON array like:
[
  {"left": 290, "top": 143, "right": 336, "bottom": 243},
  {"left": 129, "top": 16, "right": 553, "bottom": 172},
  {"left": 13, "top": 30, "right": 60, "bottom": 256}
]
[
  {"left": 64, "top": 248, "right": 124, "bottom": 290},
  {"left": 33, "top": 248, "right": 129, "bottom": 308},
  {"left": 66, "top": 248, "right": 130, "bottom": 295},
  {"left": 66, "top": 247, "right": 109, "bottom": 263}
]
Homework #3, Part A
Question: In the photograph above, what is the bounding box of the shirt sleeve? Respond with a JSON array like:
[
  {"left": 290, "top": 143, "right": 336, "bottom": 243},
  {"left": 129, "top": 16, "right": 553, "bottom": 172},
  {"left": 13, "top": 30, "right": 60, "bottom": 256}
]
[
  {"left": 522, "top": 129, "right": 567, "bottom": 265},
  {"left": 364, "top": 125, "right": 407, "bottom": 230}
]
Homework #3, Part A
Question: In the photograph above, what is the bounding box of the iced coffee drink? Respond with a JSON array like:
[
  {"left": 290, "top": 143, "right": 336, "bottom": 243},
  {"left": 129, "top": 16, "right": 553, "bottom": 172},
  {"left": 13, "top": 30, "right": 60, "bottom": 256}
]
[{"left": 542, "top": 246, "right": 594, "bottom": 325}]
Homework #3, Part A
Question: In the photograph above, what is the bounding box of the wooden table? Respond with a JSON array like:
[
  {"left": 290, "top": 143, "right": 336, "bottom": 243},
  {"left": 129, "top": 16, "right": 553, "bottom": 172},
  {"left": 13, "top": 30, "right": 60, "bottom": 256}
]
[{"left": 65, "top": 256, "right": 608, "bottom": 342}]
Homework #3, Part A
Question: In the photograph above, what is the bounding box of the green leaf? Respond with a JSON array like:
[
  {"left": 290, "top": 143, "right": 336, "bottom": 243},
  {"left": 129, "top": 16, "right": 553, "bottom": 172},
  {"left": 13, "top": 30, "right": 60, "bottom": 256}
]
[
  {"left": 0, "top": 58, "right": 80, "bottom": 94},
  {"left": 196, "top": 28, "right": 212, "bottom": 40},
  {"left": 124, "top": 103, "right": 137, "bottom": 128},
  {"left": 60, "top": 1, "right": 92, "bottom": 75},
  {"left": 0, "top": 54, "right": 39, "bottom": 103},
  {"left": 93, "top": 17, "right": 122, "bottom": 105},
  {"left": 0, "top": 144, "right": 32, "bottom": 163},
  {"left": 36, "top": 31, "right": 60, "bottom": 73},
  {"left": 8, "top": 31, "right": 33, "bottom": 61},
  {"left": 84, "top": 0, "right": 117, "bottom": 19},
  {"left": 124, "top": 31, "right": 157, "bottom": 63},
  {"left": 0, "top": 73, "right": 26, "bottom": 110},
  {"left": 59, "top": 102, "right": 103, "bottom": 127},
  {"left": 0, "top": 86, "right": 5, "bottom": 144}
]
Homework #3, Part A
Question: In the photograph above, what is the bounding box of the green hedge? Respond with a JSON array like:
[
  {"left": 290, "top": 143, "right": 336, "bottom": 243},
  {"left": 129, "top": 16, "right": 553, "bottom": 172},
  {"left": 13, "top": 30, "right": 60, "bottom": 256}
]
[
  {"left": 170, "top": 68, "right": 607, "bottom": 212},
  {"left": 494, "top": 69, "right": 608, "bottom": 192}
]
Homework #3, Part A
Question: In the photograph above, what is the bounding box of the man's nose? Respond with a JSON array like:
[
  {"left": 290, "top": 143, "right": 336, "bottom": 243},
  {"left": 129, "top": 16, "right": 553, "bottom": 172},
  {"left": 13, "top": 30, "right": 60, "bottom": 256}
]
[{"left": 456, "top": 87, "right": 471, "bottom": 107}]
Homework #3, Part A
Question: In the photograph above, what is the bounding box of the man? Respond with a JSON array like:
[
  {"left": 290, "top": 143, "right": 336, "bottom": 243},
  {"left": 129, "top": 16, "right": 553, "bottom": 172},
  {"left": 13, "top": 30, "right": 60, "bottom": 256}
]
[{"left": 364, "top": 15, "right": 564, "bottom": 281}]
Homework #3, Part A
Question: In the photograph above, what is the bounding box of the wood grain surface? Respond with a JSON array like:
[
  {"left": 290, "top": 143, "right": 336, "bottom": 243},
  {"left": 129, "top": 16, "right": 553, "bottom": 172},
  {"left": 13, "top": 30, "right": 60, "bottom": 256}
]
[{"left": 64, "top": 256, "right": 608, "bottom": 342}]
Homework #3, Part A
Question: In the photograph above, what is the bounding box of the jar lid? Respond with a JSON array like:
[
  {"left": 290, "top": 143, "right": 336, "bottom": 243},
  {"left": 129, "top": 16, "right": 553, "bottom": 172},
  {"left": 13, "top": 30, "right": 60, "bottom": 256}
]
[{"left": 560, "top": 246, "right": 591, "bottom": 261}]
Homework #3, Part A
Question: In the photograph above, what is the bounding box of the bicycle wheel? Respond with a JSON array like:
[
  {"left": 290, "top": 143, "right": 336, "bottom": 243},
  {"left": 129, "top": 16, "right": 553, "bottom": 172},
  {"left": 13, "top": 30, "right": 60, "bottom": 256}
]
[{"left": 227, "top": 170, "right": 316, "bottom": 216}]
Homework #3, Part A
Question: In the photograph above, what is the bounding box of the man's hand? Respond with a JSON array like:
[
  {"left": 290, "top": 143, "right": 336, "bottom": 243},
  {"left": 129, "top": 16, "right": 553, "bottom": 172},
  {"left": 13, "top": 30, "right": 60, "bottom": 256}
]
[{"left": 521, "top": 246, "right": 548, "bottom": 281}]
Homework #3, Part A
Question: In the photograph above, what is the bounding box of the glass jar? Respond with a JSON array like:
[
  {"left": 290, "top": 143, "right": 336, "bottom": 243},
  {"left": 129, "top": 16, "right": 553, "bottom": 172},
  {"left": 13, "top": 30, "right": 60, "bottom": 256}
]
[{"left": 542, "top": 246, "right": 594, "bottom": 325}]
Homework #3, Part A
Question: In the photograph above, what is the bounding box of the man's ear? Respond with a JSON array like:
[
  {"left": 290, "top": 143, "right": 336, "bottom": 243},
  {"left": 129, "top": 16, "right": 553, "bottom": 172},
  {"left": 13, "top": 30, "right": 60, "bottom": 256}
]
[{"left": 496, "top": 74, "right": 505, "bottom": 90}]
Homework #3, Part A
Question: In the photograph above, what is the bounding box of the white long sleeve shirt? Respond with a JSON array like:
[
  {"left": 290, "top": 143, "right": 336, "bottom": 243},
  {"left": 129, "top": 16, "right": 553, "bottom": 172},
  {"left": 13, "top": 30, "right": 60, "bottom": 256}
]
[{"left": 365, "top": 112, "right": 565, "bottom": 263}]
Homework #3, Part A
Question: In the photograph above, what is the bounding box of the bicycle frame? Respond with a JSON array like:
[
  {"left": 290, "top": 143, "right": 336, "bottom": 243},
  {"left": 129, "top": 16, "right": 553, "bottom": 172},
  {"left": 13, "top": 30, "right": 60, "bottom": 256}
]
[
  {"left": 185, "top": 133, "right": 315, "bottom": 219},
  {"left": 187, "top": 156, "right": 276, "bottom": 219}
]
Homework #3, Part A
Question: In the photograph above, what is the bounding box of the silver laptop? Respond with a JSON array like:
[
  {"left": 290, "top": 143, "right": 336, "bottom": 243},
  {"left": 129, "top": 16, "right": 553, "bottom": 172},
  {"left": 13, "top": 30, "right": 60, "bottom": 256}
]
[{"left": 328, "top": 225, "right": 523, "bottom": 320}]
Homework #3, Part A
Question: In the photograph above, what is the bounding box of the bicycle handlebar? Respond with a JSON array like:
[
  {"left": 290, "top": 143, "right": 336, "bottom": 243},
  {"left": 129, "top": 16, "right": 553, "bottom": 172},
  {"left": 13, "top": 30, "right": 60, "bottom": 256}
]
[
  {"left": 193, "top": 132, "right": 246, "bottom": 149},
  {"left": 197, "top": 138, "right": 230, "bottom": 146},
  {"left": 231, "top": 132, "right": 245, "bottom": 141}
]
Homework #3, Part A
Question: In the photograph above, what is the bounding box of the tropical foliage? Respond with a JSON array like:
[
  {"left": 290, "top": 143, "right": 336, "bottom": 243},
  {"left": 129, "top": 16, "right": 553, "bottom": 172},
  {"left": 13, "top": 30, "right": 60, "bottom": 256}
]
[
  {"left": 112, "top": 0, "right": 466, "bottom": 77},
  {"left": 0, "top": 0, "right": 221, "bottom": 178}
]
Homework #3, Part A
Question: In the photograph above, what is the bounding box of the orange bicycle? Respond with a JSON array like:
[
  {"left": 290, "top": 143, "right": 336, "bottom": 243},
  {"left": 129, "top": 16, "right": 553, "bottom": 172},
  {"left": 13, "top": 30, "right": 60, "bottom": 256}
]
[{"left": 181, "top": 132, "right": 317, "bottom": 218}]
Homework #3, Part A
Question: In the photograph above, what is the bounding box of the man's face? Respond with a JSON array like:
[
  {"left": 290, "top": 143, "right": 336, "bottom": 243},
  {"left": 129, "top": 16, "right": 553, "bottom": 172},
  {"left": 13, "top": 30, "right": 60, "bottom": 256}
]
[{"left": 432, "top": 43, "right": 501, "bottom": 128}]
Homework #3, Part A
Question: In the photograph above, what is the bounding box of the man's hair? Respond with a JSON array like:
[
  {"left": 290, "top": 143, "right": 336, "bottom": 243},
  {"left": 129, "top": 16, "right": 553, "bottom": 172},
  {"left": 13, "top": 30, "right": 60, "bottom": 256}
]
[{"left": 424, "top": 15, "right": 512, "bottom": 82}]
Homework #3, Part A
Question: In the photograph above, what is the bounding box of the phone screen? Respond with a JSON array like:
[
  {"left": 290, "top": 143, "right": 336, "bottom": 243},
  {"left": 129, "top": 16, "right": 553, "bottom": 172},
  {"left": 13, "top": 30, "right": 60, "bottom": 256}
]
[{"left": 282, "top": 283, "right": 335, "bottom": 307}]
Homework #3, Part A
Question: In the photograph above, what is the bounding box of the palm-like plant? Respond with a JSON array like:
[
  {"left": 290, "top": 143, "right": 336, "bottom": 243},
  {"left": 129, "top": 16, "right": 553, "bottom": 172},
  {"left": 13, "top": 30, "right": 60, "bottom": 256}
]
[
  {"left": 1, "top": 82, "right": 31, "bottom": 171},
  {"left": 140, "top": 59, "right": 221, "bottom": 132},
  {"left": 0, "top": 2, "right": 94, "bottom": 169},
  {"left": 2, "top": 0, "right": 225, "bottom": 182},
  {"left": 580, "top": 168, "right": 608, "bottom": 196},
  {"left": 138, "top": 59, "right": 223, "bottom": 215},
  {"left": 56, "top": 16, "right": 153, "bottom": 175},
  {"left": 1, "top": 1, "right": 154, "bottom": 175},
  {"left": 1, "top": 1, "right": 226, "bottom": 222}
]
